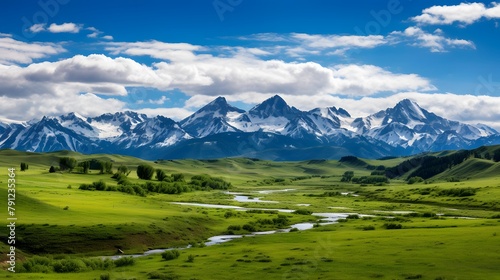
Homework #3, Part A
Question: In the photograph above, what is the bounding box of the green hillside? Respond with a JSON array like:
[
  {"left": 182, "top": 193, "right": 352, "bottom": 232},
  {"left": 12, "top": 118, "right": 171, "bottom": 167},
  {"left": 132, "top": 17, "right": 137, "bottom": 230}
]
[{"left": 0, "top": 147, "right": 499, "bottom": 279}]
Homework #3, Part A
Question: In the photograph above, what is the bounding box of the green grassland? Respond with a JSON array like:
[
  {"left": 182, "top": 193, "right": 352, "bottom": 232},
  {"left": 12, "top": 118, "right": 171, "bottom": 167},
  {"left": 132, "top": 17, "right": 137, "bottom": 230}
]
[{"left": 0, "top": 148, "right": 499, "bottom": 279}]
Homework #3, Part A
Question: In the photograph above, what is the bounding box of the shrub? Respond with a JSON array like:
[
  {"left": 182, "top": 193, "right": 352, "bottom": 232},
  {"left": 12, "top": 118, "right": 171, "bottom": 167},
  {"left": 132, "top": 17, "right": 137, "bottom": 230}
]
[
  {"left": 407, "top": 176, "right": 424, "bottom": 184},
  {"left": 224, "top": 211, "right": 235, "bottom": 218},
  {"left": 383, "top": 223, "right": 402, "bottom": 230},
  {"left": 22, "top": 256, "right": 53, "bottom": 273},
  {"left": 100, "top": 274, "right": 111, "bottom": 280},
  {"left": 438, "top": 187, "right": 477, "bottom": 197},
  {"left": 156, "top": 169, "right": 168, "bottom": 181},
  {"left": 116, "top": 165, "right": 130, "bottom": 176},
  {"left": 20, "top": 162, "right": 29, "bottom": 171},
  {"left": 242, "top": 224, "right": 256, "bottom": 232},
  {"left": 49, "top": 166, "right": 56, "bottom": 173},
  {"left": 289, "top": 227, "right": 299, "bottom": 232},
  {"left": 294, "top": 209, "right": 312, "bottom": 215},
  {"left": 162, "top": 250, "right": 181, "bottom": 261},
  {"left": 347, "top": 214, "right": 360, "bottom": 219},
  {"left": 272, "top": 215, "right": 290, "bottom": 227},
  {"left": 422, "top": 212, "right": 436, "bottom": 218},
  {"left": 59, "top": 157, "right": 77, "bottom": 172},
  {"left": 227, "top": 225, "right": 241, "bottom": 231},
  {"left": 114, "top": 257, "right": 136, "bottom": 267},
  {"left": 53, "top": 258, "right": 87, "bottom": 273},
  {"left": 137, "top": 164, "right": 155, "bottom": 180},
  {"left": 187, "top": 254, "right": 195, "bottom": 263},
  {"left": 363, "top": 225, "right": 375, "bottom": 231}
]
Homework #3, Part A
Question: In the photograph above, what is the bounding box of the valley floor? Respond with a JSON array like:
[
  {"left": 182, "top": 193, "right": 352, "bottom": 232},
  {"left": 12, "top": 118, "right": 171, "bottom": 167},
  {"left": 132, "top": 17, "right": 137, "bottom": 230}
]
[{"left": 0, "top": 150, "right": 500, "bottom": 279}]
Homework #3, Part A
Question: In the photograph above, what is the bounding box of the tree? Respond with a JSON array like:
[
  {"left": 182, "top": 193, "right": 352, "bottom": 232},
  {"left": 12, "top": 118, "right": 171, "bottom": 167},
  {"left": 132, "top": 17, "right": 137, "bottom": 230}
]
[
  {"left": 341, "top": 171, "right": 354, "bottom": 182},
  {"left": 137, "top": 164, "right": 155, "bottom": 180},
  {"left": 100, "top": 161, "right": 113, "bottom": 174},
  {"left": 156, "top": 169, "right": 168, "bottom": 181},
  {"left": 59, "top": 157, "right": 77, "bottom": 172},
  {"left": 493, "top": 150, "right": 500, "bottom": 162},
  {"left": 20, "top": 162, "right": 28, "bottom": 171},
  {"left": 49, "top": 166, "right": 56, "bottom": 173},
  {"left": 79, "top": 161, "right": 90, "bottom": 174},
  {"left": 117, "top": 165, "right": 131, "bottom": 176}
]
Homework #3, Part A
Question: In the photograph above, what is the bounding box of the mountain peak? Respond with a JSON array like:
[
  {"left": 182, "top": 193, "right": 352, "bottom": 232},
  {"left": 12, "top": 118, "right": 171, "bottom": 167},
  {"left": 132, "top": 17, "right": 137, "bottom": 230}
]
[
  {"left": 249, "top": 95, "right": 299, "bottom": 118},
  {"left": 388, "top": 98, "right": 429, "bottom": 123},
  {"left": 194, "top": 96, "right": 245, "bottom": 116}
]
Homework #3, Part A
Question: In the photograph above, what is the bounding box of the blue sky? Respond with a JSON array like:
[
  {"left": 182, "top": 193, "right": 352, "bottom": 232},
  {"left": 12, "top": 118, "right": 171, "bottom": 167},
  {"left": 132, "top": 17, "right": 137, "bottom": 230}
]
[{"left": 1, "top": 0, "right": 500, "bottom": 129}]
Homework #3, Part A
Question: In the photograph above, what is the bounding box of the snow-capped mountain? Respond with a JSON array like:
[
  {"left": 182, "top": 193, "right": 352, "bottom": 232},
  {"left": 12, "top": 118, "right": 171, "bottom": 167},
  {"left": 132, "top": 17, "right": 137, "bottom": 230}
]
[
  {"left": 114, "top": 116, "right": 191, "bottom": 149},
  {"left": 179, "top": 97, "right": 249, "bottom": 137},
  {"left": 351, "top": 99, "right": 497, "bottom": 151},
  {"left": 0, "top": 96, "right": 498, "bottom": 160}
]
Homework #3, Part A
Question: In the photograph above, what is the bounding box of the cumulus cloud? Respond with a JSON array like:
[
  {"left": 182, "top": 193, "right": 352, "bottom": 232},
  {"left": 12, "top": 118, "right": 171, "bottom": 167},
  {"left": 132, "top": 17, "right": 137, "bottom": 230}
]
[
  {"left": 390, "top": 27, "right": 475, "bottom": 52},
  {"left": 0, "top": 36, "right": 65, "bottom": 65},
  {"left": 136, "top": 96, "right": 169, "bottom": 105},
  {"left": 0, "top": 50, "right": 433, "bottom": 101},
  {"left": 292, "top": 33, "right": 386, "bottom": 49},
  {"left": 412, "top": 2, "right": 500, "bottom": 25},
  {"left": 106, "top": 40, "right": 203, "bottom": 62},
  {"left": 48, "top": 22, "right": 82, "bottom": 33},
  {"left": 29, "top": 24, "right": 46, "bottom": 33},
  {"left": 136, "top": 107, "right": 193, "bottom": 121},
  {"left": 0, "top": 54, "right": 167, "bottom": 98},
  {"left": 0, "top": 93, "right": 125, "bottom": 121}
]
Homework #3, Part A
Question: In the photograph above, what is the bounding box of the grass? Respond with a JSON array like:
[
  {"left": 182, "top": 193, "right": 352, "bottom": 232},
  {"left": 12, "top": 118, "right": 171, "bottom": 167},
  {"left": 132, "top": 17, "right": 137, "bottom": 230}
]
[{"left": 0, "top": 149, "right": 499, "bottom": 279}]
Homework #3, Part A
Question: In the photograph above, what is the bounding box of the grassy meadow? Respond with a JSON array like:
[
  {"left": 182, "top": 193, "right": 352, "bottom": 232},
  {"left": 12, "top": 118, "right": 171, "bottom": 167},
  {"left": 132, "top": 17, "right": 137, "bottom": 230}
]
[{"left": 0, "top": 149, "right": 499, "bottom": 279}]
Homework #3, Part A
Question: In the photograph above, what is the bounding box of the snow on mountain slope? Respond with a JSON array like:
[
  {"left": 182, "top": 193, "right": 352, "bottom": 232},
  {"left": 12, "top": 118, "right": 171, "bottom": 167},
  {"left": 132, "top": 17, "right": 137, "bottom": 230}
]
[
  {"left": 0, "top": 95, "right": 498, "bottom": 159},
  {"left": 114, "top": 116, "right": 191, "bottom": 148},
  {"left": 180, "top": 97, "right": 249, "bottom": 137},
  {"left": 89, "top": 111, "right": 149, "bottom": 139},
  {"left": 351, "top": 99, "right": 497, "bottom": 150}
]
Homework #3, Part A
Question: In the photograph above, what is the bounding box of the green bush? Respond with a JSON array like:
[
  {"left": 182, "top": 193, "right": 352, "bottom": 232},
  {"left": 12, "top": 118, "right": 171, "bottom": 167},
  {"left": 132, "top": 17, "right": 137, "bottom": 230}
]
[
  {"left": 438, "top": 187, "right": 477, "bottom": 197},
  {"left": 162, "top": 250, "right": 181, "bottom": 261},
  {"left": 137, "top": 164, "right": 155, "bottom": 180},
  {"left": 242, "top": 224, "right": 256, "bottom": 232},
  {"left": 227, "top": 225, "right": 241, "bottom": 231},
  {"left": 53, "top": 258, "right": 87, "bottom": 273},
  {"left": 407, "top": 176, "right": 424, "bottom": 184},
  {"left": 114, "top": 257, "right": 136, "bottom": 267},
  {"left": 363, "top": 225, "right": 375, "bottom": 231},
  {"left": 156, "top": 169, "right": 168, "bottom": 181},
  {"left": 383, "top": 223, "right": 402, "bottom": 230},
  {"left": 22, "top": 256, "right": 53, "bottom": 273},
  {"left": 294, "top": 209, "right": 312, "bottom": 215}
]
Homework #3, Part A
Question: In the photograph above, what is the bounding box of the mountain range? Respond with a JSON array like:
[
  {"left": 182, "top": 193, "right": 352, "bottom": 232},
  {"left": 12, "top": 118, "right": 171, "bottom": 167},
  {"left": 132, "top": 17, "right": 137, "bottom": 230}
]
[{"left": 1, "top": 95, "right": 499, "bottom": 160}]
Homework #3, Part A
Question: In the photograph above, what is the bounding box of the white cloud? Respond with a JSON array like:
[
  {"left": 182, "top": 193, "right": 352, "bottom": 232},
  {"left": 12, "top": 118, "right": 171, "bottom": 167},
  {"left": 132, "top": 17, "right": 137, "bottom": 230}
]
[
  {"left": 106, "top": 40, "right": 203, "bottom": 62},
  {"left": 0, "top": 93, "right": 125, "bottom": 121},
  {"left": 0, "top": 54, "right": 168, "bottom": 98},
  {"left": 412, "top": 2, "right": 500, "bottom": 25},
  {"left": 87, "top": 27, "right": 101, "bottom": 38},
  {"left": 0, "top": 48, "right": 434, "bottom": 101},
  {"left": 137, "top": 96, "right": 169, "bottom": 105},
  {"left": 48, "top": 23, "right": 82, "bottom": 33},
  {"left": 390, "top": 27, "right": 475, "bottom": 52},
  {"left": 135, "top": 107, "right": 193, "bottom": 121},
  {"left": 102, "top": 35, "right": 114, "bottom": 40},
  {"left": 0, "top": 36, "right": 65, "bottom": 65},
  {"left": 29, "top": 23, "right": 46, "bottom": 33},
  {"left": 293, "top": 33, "right": 386, "bottom": 49}
]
